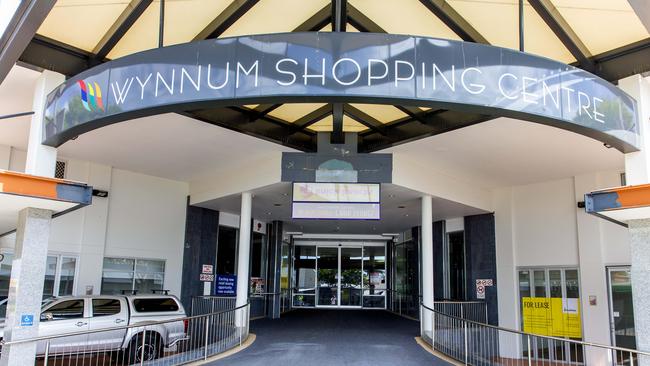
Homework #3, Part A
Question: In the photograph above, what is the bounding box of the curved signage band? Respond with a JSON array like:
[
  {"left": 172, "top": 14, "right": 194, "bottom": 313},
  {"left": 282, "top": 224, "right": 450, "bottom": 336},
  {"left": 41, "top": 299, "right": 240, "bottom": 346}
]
[{"left": 43, "top": 32, "right": 639, "bottom": 152}]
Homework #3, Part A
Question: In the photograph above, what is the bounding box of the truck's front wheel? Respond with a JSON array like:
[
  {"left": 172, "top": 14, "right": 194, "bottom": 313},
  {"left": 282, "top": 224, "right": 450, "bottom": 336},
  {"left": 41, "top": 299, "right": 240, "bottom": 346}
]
[{"left": 125, "top": 332, "right": 163, "bottom": 363}]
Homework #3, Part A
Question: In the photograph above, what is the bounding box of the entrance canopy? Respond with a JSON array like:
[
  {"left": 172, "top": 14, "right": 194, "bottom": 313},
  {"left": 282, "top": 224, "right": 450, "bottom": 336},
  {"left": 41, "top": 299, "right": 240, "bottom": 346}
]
[
  {"left": 42, "top": 32, "right": 639, "bottom": 152},
  {"left": 5, "top": 0, "right": 649, "bottom": 155}
]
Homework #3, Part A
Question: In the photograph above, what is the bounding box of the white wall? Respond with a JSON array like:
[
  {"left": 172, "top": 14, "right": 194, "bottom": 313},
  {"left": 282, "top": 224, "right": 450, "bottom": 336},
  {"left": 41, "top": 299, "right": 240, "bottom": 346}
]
[
  {"left": 512, "top": 178, "right": 579, "bottom": 267},
  {"left": 494, "top": 171, "right": 630, "bottom": 351},
  {"left": 0, "top": 144, "right": 190, "bottom": 297},
  {"left": 103, "top": 169, "right": 188, "bottom": 296}
]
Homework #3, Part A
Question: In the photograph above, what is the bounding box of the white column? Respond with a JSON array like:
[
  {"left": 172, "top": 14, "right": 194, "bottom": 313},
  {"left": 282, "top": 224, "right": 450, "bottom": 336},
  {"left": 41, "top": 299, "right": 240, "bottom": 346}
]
[
  {"left": 235, "top": 192, "right": 252, "bottom": 326},
  {"left": 25, "top": 70, "right": 64, "bottom": 177},
  {"left": 421, "top": 195, "right": 434, "bottom": 338},
  {"left": 619, "top": 75, "right": 650, "bottom": 185},
  {"left": 629, "top": 219, "right": 650, "bottom": 366},
  {"left": 0, "top": 208, "right": 52, "bottom": 366}
]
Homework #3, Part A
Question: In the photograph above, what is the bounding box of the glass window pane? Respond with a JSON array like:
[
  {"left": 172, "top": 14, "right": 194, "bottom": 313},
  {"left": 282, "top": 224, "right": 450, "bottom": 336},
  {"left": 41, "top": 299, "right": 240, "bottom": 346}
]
[
  {"left": 58, "top": 257, "right": 76, "bottom": 296},
  {"left": 103, "top": 258, "right": 135, "bottom": 272},
  {"left": 134, "top": 272, "right": 164, "bottom": 294},
  {"left": 43, "top": 256, "right": 58, "bottom": 299},
  {"left": 549, "top": 270, "right": 562, "bottom": 298},
  {"left": 363, "top": 246, "right": 386, "bottom": 295},
  {"left": 44, "top": 300, "right": 84, "bottom": 320},
  {"left": 533, "top": 270, "right": 547, "bottom": 297},
  {"left": 135, "top": 259, "right": 165, "bottom": 274},
  {"left": 518, "top": 271, "right": 531, "bottom": 297},
  {"left": 565, "top": 270, "right": 580, "bottom": 298},
  {"left": 92, "top": 299, "right": 122, "bottom": 317},
  {"left": 101, "top": 269, "right": 134, "bottom": 295},
  {"left": 0, "top": 253, "right": 14, "bottom": 300},
  {"left": 293, "top": 246, "right": 316, "bottom": 293}
]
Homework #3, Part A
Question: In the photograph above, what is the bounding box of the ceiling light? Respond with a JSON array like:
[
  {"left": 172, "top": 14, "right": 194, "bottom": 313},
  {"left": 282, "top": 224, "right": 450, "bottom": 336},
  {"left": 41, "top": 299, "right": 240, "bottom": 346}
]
[{"left": 266, "top": 211, "right": 272, "bottom": 215}]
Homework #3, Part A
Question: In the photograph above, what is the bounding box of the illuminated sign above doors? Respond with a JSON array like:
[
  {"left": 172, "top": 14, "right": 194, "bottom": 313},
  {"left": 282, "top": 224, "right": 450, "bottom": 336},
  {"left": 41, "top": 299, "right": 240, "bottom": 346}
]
[{"left": 42, "top": 32, "right": 639, "bottom": 151}]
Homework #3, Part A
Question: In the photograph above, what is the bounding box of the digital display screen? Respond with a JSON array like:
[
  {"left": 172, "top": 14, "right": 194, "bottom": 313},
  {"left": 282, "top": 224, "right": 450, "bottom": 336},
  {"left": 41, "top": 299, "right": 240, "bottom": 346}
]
[
  {"left": 292, "top": 183, "right": 380, "bottom": 203},
  {"left": 292, "top": 202, "right": 380, "bottom": 220}
]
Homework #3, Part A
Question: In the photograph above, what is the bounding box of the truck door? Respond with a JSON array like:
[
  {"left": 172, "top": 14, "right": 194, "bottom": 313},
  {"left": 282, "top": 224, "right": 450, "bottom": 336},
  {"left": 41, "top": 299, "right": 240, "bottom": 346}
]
[
  {"left": 37, "top": 299, "right": 89, "bottom": 355},
  {"left": 87, "top": 297, "right": 128, "bottom": 351}
]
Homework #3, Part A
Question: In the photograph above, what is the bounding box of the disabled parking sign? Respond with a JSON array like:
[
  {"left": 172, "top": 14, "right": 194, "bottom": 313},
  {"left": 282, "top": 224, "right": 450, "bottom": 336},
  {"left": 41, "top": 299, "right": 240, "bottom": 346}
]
[{"left": 20, "top": 314, "right": 34, "bottom": 326}]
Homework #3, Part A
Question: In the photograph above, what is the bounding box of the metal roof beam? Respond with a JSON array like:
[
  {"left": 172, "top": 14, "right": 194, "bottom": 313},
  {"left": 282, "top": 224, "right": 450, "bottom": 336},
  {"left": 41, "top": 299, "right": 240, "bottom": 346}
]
[
  {"left": 183, "top": 108, "right": 317, "bottom": 152},
  {"left": 0, "top": 0, "right": 56, "bottom": 84},
  {"left": 591, "top": 38, "right": 650, "bottom": 82},
  {"left": 92, "top": 0, "right": 153, "bottom": 62},
  {"left": 19, "top": 34, "right": 92, "bottom": 77},
  {"left": 528, "top": 0, "right": 595, "bottom": 72},
  {"left": 332, "top": 0, "right": 347, "bottom": 32},
  {"left": 291, "top": 104, "right": 333, "bottom": 131},
  {"left": 331, "top": 103, "right": 345, "bottom": 143},
  {"left": 343, "top": 104, "right": 387, "bottom": 135},
  {"left": 359, "top": 109, "right": 493, "bottom": 152},
  {"left": 193, "top": 0, "right": 259, "bottom": 41},
  {"left": 418, "top": 0, "right": 489, "bottom": 44}
]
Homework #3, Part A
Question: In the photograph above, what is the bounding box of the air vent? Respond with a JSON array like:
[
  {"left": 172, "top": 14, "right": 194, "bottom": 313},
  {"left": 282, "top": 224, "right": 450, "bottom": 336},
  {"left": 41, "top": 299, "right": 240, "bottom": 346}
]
[{"left": 55, "top": 160, "right": 66, "bottom": 179}]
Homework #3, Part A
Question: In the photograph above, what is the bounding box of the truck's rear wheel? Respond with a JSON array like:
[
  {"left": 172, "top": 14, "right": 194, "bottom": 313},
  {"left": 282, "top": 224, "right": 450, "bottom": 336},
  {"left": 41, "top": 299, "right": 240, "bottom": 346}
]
[{"left": 125, "top": 332, "right": 163, "bottom": 363}]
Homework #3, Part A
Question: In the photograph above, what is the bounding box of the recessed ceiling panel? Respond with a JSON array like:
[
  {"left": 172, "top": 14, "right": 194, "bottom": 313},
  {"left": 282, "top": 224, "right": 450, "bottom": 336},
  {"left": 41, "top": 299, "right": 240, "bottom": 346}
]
[
  {"left": 350, "top": 104, "right": 408, "bottom": 123},
  {"left": 38, "top": 0, "right": 129, "bottom": 52},
  {"left": 349, "top": 0, "right": 461, "bottom": 40},
  {"left": 221, "top": 0, "right": 330, "bottom": 38},
  {"left": 109, "top": 0, "right": 232, "bottom": 59},
  {"left": 447, "top": 0, "right": 574, "bottom": 62},
  {"left": 269, "top": 103, "right": 327, "bottom": 122},
  {"left": 308, "top": 115, "right": 368, "bottom": 132},
  {"left": 551, "top": 0, "right": 649, "bottom": 55}
]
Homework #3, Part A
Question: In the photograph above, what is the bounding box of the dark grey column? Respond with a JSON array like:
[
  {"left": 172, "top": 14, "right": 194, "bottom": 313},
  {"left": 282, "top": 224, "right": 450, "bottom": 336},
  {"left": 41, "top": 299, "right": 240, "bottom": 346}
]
[
  {"left": 180, "top": 198, "right": 219, "bottom": 311},
  {"left": 433, "top": 220, "right": 445, "bottom": 300},
  {"left": 266, "top": 220, "right": 283, "bottom": 319},
  {"left": 464, "top": 213, "right": 498, "bottom": 325}
]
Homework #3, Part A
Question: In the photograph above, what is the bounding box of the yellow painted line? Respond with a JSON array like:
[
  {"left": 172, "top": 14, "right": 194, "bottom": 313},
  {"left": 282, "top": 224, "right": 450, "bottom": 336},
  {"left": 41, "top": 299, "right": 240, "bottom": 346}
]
[
  {"left": 414, "top": 336, "right": 463, "bottom": 366},
  {"left": 185, "top": 333, "right": 256, "bottom": 365}
]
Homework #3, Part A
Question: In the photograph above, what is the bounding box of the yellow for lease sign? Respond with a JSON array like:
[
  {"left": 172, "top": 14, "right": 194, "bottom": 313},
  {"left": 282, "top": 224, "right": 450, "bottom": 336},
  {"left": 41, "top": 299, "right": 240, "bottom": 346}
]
[{"left": 521, "top": 297, "right": 582, "bottom": 338}]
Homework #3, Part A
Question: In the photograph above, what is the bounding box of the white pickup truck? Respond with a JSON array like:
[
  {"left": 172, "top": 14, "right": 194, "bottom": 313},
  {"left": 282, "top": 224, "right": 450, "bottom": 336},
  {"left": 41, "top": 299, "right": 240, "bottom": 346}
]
[{"left": 0, "top": 294, "right": 188, "bottom": 363}]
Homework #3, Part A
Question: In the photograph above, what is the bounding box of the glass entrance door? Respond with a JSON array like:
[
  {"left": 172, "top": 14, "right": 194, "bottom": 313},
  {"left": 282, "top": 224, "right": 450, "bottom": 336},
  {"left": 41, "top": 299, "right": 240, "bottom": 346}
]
[
  {"left": 607, "top": 267, "right": 636, "bottom": 358},
  {"left": 340, "top": 247, "right": 362, "bottom": 306},
  {"left": 317, "top": 247, "right": 339, "bottom": 306},
  {"left": 316, "top": 246, "right": 363, "bottom": 308}
]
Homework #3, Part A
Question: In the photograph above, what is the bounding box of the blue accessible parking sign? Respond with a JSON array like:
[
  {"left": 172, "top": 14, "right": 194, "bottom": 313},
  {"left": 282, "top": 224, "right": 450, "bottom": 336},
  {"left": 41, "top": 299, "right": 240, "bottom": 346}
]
[{"left": 20, "top": 314, "right": 34, "bottom": 326}]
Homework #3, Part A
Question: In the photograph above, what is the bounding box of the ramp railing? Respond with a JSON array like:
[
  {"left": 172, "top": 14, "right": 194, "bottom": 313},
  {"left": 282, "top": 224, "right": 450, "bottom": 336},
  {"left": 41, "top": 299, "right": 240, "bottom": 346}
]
[
  {"left": 420, "top": 302, "right": 650, "bottom": 366},
  {"left": 1, "top": 303, "right": 250, "bottom": 366}
]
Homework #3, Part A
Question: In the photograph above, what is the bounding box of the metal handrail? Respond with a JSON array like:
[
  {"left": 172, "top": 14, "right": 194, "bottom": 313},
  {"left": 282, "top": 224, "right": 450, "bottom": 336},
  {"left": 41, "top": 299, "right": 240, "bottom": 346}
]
[
  {"left": 420, "top": 302, "right": 650, "bottom": 357},
  {"left": 1, "top": 302, "right": 250, "bottom": 346}
]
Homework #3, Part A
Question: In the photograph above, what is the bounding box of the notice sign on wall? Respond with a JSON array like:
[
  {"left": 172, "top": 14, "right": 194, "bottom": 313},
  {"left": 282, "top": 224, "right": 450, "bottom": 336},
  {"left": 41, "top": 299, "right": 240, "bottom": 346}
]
[
  {"left": 293, "top": 183, "right": 380, "bottom": 202},
  {"left": 292, "top": 182, "right": 380, "bottom": 220},
  {"left": 215, "top": 274, "right": 237, "bottom": 296},
  {"left": 522, "top": 297, "right": 582, "bottom": 338}
]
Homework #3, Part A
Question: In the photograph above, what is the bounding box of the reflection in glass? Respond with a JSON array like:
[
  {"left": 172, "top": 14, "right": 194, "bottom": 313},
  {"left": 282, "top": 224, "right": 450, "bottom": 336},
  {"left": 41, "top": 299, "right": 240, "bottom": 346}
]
[
  {"left": 533, "top": 270, "right": 546, "bottom": 297},
  {"left": 293, "top": 246, "right": 316, "bottom": 307},
  {"left": 609, "top": 268, "right": 636, "bottom": 353},
  {"left": 58, "top": 257, "right": 77, "bottom": 296},
  {"left": 549, "top": 270, "right": 562, "bottom": 298},
  {"left": 363, "top": 246, "right": 385, "bottom": 308},
  {"left": 340, "top": 247, "right": 362, "bottom": 306},
  {"left": 317, "top": 247, "right": 338, "bottom": 306},
  {"left": 43, "top": 256, "right": 58, "bottom": 299}
]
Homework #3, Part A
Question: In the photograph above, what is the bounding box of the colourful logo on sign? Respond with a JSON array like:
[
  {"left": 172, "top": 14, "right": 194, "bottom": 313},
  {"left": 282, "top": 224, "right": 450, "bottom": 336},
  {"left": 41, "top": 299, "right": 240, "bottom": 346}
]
[{"left": 78, "top": 80, "right": 104, "bottom": 112}]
